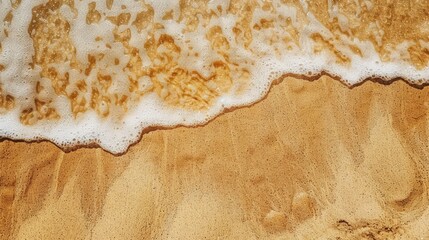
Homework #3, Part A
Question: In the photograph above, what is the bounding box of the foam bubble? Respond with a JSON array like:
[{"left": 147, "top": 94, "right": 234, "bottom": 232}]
[{"left": 1, "top": 0, "right": 429, "bottom": 154}]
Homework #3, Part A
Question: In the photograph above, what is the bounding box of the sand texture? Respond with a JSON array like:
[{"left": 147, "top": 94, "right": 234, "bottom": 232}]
[{"left": 2, "top": 76, "right": 429, "bottom": 239}]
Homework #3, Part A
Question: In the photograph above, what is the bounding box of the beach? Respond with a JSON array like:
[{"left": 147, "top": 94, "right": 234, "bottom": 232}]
[{"left": 2, "top": 75, "right": 429, "bottom": 239}]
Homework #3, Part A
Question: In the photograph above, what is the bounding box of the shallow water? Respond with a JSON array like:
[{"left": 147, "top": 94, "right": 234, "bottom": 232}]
[{"left": 1, "top": 0, "right": 429, "bottom": 153}]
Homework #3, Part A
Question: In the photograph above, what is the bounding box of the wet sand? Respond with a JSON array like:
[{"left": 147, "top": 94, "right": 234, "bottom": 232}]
[{"left": 1, "top": 75, "right": 429, "bottom": 239}]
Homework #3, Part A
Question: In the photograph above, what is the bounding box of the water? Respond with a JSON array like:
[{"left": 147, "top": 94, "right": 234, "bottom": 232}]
[{"left": 0, "top": 0, "right": 428, "bottom": 154}]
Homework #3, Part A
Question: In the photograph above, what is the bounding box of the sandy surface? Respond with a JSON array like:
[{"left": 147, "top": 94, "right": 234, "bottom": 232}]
[{"left": 2, "top": 75, "right": 429, "bottom": 239}]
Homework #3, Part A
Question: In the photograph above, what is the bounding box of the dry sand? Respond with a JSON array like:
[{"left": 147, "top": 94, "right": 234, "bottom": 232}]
[{"left": 2, "top": 75, "right": 429, "bottom": 239}]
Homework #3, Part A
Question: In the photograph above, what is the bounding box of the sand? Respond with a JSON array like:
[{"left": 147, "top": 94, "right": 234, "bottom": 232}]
[{"left": 2, "top": 75, "right": 429, "bottom": 239}]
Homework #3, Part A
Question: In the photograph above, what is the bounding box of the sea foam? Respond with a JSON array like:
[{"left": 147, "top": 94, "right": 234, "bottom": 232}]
[{"left": 0, "top": 0, "right": 428, "bottom": 154}]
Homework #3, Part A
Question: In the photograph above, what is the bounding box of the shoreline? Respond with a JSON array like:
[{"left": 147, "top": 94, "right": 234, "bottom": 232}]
[{"left": 2, "top": 73, "right": 428, "bottom": 157}]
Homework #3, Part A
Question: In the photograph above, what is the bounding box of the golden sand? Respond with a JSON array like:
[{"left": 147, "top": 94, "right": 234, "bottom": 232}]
[
  {"left": 2, "top": 76, "right": 429, "bottom": 239},
  {"left": 2, "top": 0, "right": 429, "bottom": 239}
]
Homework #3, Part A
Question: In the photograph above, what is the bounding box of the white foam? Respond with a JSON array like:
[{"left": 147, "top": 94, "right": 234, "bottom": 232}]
[{"left": 0, "top": 0, "right": 428, "bottom": 154}]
